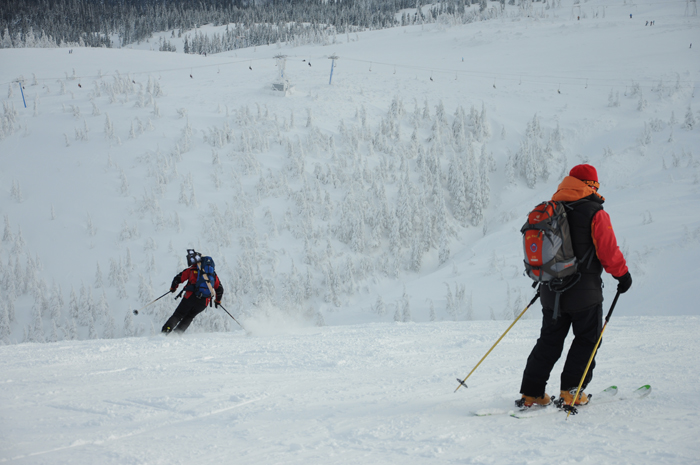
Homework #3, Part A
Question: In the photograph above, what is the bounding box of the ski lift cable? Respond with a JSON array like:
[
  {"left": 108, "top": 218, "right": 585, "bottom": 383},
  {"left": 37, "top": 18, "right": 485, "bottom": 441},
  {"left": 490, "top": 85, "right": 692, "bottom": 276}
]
[
  {"left": 0, "top": 56, "right": 272, "bottom": 87},
  {"left": 1, "top": 50, "right": 697, "bottom": 91},
  {"left": 337, "top": 56, "right": 699, "bottom": 89}
]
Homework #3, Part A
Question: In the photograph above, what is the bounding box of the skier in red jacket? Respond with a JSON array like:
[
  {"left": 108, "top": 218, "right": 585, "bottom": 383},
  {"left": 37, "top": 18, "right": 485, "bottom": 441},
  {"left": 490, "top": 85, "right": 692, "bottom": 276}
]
[
  {"left": 518, "top": 164, "right": 632, "bottom": 408},
  {"left": 162, "top": 250, "right": 224, "bottom": 334}
]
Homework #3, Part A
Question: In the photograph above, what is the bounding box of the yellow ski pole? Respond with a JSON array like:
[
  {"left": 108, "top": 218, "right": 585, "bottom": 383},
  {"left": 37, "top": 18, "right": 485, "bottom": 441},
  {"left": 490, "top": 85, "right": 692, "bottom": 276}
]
[
  {"left": 455, "top": 291, "right": 540, "bottom": 392},
  {"left": 565, "top": 291, "right": 621, "bottom": 419}
]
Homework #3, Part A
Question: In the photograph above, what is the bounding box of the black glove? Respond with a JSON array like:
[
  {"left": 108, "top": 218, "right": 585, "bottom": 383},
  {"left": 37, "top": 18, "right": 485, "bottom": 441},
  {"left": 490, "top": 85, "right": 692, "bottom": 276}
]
[
  {"left": 214, "top": 300, "right": 221, "bottom": 308},
  {"left": 615, "top": 272, "right": 632, "bottom": 294},
  {"left": 170, "top": 286, "right": 177, "bottom": 293}
]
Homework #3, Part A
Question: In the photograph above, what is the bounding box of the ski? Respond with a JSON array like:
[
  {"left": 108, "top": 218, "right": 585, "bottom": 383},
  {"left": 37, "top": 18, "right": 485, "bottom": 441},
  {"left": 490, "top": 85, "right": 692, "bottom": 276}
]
[
  {"left": 510, "top": 385, "right": 650, "bottom": 419},
  {"left": 471, "top": 385, "right": 649, "bottom": 418},
  {"left": 510, "top": 385, "right": 617, "bottom": 419},
  {"left": 471, "top": 396, "right": 558, "bottom": 417},
  {"left": 558, "top": 384, "right": 651, "bottom": 416},
  {"left": 509, "top": 398, "right": 562, "bottom": 419},
  {"left": 472, "top": 407, "right": 512, "bottom": 417}
]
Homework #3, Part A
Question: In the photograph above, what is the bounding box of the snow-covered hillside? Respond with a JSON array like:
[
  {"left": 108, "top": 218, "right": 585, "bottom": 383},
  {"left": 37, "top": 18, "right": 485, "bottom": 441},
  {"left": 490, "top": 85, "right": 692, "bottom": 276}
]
[
  {"left": 1, "top": 1, "right": 698, "bottom": 343},
  {"left": 3, "top": 0, "right": 700, "bottom": 336}
]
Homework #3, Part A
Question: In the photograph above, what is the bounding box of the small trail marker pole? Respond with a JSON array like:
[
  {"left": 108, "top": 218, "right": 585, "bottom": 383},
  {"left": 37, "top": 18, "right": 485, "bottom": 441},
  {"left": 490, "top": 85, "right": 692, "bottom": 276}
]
[
  {"left": 18, "top": 81, "right": 27, "bottom": 108},
  {"left": 328, "top": 55, "right": 338, "bottom": 85}
]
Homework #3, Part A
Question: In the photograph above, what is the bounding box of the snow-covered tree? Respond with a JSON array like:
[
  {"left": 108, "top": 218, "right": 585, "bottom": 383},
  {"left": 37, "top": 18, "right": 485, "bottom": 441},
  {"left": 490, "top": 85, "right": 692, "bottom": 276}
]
[
  {"left": 29, "top": 301, "right": 45, "bottom": 343},
  {"left": 69, "top": 287, "right": 79, "bottom": 321},
  {"left": 123, "top": 310, "right": 135, "bottom": 337},
  {"left": 401, "top": 290, "right": 412, "bottom": 322},
  {"left": 0, "top": 302, "right": 10, "bottom": 343},
  {"left": 94, "top": 263, "right": 103, "bottom": 288},
  {"left": 3, "top": 215, "right": 13, "bottom": 242},
  {"left": 65, "top": 317, "right": 78, "bottom": 340},
  {"left": 104, "top": 113, "right": 114, "bottom": 139},
  {"left": 50, "top": 284, "right": 62, "bottom": 320},
  {"left": 445, "top": 283, "right": 456, "bottom": 320},
  {"left": 374, "top": 295, "right": 386, "bottom": 316},
  {"left": 684, "top": 105, "right": 696, "bottom": 130},
  {"left": 88, "top": 315, "right": 98, "bottom": 339},
  {"left": 438, "top": 230, "right": 450, "bottom": 266}
]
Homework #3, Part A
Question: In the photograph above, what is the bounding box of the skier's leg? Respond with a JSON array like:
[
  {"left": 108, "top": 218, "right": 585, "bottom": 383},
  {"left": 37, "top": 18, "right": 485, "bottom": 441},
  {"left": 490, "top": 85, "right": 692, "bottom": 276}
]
[
  {"left": 173, "top": 298, "right": 207, "bottom": 334},
  {"left": 162, "top": 298, "right": 192, "bottom": 333},
  {"left": 560, "top": 303, "right": 603, "bottom": 391},
  {"left": 520, "top": 307, "right": 572, "bottom": 397}
]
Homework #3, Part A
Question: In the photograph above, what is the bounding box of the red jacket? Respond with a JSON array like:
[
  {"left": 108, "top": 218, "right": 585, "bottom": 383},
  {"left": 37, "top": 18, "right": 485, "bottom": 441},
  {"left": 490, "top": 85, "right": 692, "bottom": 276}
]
[{"left": 171, "top": 265, "right": 224, "bottom": 304}]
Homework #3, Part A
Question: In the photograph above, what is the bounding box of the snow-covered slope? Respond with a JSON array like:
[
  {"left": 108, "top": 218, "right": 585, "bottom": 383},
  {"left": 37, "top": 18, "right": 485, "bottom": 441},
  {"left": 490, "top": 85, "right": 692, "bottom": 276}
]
[{"left": 2, "top": 317, "right": 699, "bottom": 464}]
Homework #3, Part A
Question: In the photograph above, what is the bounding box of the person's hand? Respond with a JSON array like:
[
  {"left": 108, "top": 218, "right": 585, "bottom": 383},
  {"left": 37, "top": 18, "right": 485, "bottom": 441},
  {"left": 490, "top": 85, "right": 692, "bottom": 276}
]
[
  {"left": 615, "top": 272, "right": 632, "bottom": 294},
  {"left": 170, "top": 287, "right": 177, "bottom": 293},
  {"left": 215, "top": 300, "right": 221, "bottom": 308}
]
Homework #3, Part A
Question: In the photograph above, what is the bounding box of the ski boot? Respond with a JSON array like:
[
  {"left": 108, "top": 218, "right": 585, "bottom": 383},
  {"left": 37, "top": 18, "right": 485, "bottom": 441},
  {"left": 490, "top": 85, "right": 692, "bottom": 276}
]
[
  {"left": 558, "top": 389, "right": 590, "bottom": 406},
  {"left": 515, "top": 393, "right": 552, "bottom": 409},
  {"left": 556, "top": 389, "right": 590, "bottom": 414}
]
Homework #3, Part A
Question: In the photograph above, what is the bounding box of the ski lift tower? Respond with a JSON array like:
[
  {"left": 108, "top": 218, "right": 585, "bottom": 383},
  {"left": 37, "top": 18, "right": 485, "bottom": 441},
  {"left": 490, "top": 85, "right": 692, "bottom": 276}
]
[
  {"left": 272, "top": 55, "right": 290, "bottom": 93},
  {"left": 686, "top": 0, "right": 698, "bottom": 16}
]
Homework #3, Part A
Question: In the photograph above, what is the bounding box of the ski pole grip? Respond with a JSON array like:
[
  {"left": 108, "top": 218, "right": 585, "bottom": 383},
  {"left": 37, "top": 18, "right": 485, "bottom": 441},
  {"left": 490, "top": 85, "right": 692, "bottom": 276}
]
[
  {"left": 527, "top": 291, "right": 540, "bottom": 308},
  {"left": 605, "top": 291, "right": 621, "bottom": 322}
]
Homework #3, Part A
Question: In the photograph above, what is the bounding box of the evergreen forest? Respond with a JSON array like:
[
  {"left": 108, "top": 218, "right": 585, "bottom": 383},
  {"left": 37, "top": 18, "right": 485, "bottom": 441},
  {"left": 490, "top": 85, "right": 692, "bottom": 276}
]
[{"left": 1, "top": 0, "right": 508, "bottom": 49}]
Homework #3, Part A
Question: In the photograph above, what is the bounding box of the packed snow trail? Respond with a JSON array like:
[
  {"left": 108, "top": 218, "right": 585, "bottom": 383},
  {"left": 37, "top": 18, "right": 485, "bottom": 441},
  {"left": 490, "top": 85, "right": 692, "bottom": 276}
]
[{"left": 1, "top": 317, "right": 699, "bottom": 464}]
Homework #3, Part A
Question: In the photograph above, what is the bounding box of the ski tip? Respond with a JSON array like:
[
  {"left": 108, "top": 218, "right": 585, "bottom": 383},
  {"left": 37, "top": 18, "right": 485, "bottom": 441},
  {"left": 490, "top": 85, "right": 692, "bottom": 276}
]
[
  {"left": 472, "top": 408, "right": 509, "bottom": 417},
  {"left": 635, "top": 385, "right": 652, "bottom": 397}
]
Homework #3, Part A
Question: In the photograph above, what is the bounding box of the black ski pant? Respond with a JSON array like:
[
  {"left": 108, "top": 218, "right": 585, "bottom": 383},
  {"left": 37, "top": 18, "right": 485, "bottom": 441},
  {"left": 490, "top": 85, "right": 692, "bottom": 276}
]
[
  {"left": 520, "top": 303, "right": 603, "bottom": 397},
  {"left": 162, "top": 296, "right": 208, "bottom": 334}
]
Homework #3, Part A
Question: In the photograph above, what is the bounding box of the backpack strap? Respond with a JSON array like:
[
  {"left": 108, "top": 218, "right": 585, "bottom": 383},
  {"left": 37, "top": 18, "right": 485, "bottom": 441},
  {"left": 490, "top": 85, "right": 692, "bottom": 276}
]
[
  {"left": 579, "top": 245, "right": 597, "bottom": 271},
  {"left": 552, "top": 290, "right": 562, "bottom": 321},
  {"left": 181, "top": 266, "right": 198, "bottom": 296},
  {"left": 563, "top": 199, "right": 598, "bottom": 271},
  {"left": 198, "top": 262, "right": 217, "bottom": 306},
  {"left": 545, "top": 198, "right": 595, "bottom": 318},
  {"left": 547, "top": 273, "right": 581, "bottom": 319}
]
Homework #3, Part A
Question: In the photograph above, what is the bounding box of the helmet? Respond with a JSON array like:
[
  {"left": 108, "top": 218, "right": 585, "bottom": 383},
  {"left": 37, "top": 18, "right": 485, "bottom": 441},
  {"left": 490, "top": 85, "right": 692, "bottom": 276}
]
[{"left": 186, "top": 249, "right": 202, "bottom": 267}]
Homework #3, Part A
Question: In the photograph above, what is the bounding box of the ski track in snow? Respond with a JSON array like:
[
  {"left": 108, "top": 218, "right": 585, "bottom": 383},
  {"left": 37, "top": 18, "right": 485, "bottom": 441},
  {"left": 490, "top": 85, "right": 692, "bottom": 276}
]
[{"left": 2, "top": 318, "right": 699, "bottom": 464}]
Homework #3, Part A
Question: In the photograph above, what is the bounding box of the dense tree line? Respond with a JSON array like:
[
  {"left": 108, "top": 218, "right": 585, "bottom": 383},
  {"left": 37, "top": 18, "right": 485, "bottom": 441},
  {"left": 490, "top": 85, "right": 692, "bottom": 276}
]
[
  {"left": 0, "top": 0, "right": 437, "bottom": 49},
  {"left": 0, "top": 0, "right": 514, "bottom": 50}
]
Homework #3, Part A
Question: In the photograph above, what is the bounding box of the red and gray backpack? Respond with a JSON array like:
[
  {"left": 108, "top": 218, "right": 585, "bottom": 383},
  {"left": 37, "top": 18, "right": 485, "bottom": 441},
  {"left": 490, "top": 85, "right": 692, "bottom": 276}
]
[{"left": 521, "top": 201, "right": 582, "bottom": 318}]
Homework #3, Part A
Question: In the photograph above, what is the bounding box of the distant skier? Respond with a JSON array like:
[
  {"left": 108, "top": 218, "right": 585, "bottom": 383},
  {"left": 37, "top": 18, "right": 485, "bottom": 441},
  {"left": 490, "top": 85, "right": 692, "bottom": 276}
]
[
  {"left": 162, "top": 249, "right": 223, "bottom": 334},
  {"left": 517, "top": 165, "right": 632, "bottom": 408}
]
